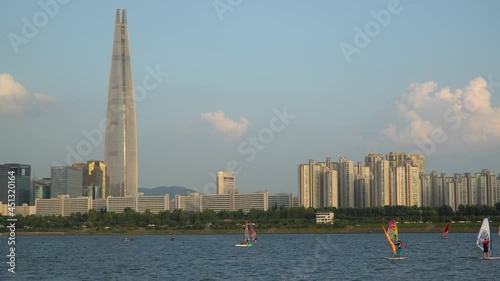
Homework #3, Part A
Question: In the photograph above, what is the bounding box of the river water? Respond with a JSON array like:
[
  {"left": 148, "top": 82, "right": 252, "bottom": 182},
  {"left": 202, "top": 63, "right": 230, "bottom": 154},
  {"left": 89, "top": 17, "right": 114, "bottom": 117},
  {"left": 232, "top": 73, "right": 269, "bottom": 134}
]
[{"left": 1, "top": 233, "right": 499, "bottom": 280}]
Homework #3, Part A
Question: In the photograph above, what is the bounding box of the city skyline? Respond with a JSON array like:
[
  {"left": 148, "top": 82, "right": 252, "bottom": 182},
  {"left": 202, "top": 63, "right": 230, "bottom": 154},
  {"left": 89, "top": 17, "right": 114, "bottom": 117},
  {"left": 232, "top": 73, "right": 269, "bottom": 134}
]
[
  {"left": 1, "top": 1, "right": 500, "bottom": 194},
  {"left": 298, "top": 154, "right": 500, "bottom": 211}
]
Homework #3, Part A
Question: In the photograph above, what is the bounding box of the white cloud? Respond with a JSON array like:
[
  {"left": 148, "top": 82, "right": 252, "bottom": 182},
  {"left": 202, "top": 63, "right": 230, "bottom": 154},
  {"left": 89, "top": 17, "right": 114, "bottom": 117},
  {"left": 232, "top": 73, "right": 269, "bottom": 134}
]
[
  {"left": 0, "top": 73, "right": 58, "bottom": 114},
  {"left": 0, "top": 73, "right": 28, "bottom": 114},
  {"left": 384, "top": 77, "right": 500, "bottom": 147},
  {"left": 200, "top": 111, "right": 249, "bottom": 142}
]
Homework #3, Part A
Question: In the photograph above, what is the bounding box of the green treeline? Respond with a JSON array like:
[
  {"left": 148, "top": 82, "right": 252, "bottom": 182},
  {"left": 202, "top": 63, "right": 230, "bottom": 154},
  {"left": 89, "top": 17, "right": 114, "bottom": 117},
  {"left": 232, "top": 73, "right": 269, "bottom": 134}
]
[{"left": 1, "top": 203, "right": 499, "bottom": 232}]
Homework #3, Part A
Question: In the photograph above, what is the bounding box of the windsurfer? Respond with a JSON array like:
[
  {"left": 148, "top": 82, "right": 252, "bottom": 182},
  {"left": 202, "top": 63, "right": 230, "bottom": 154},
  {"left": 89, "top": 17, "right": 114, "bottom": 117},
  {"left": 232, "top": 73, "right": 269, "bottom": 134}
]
[
  {"left": 253, "top": 237, "right": 257, "bottom": 244},
  {"left": 483, "top": 238, "right": 490, "bottom": 258},
  {"left": 394, "top": 240, "right": 403, "bottom": 257},
  {"left": 246, "top": 238, "right": 250, "bottom": 244}
]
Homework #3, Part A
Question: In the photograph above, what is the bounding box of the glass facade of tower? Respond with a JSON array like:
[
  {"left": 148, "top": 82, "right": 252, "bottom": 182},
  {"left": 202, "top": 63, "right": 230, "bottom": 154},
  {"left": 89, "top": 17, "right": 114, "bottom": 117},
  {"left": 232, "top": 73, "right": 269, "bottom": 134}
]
[
  {"left": 32, "top": 178, "right": 51, "bottom": 205},
  {"left": 104, "top": 9, "right": 138, "bottom": 197},
  {"left": 50, "top": 166, "right": 83, "bottom": 198},
  {"left": 0, "top": 163, "right": 31, "bottom": 205}
]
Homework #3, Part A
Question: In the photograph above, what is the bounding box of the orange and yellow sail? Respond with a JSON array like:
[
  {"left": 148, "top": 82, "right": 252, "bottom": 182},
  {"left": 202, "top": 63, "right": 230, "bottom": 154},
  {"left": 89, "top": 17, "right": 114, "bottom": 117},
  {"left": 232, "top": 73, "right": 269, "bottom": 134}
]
[{"left": 381, "top": 219, "right": 398, "bottom": 256}]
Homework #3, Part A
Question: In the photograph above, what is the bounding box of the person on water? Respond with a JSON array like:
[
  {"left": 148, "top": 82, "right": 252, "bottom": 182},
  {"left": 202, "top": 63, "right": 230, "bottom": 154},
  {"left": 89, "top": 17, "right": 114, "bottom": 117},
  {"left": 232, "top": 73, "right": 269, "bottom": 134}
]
[
  {"left": 394, "top": 240, "right": 403, "bottom": 257},
  {"left": 253, "top": 237, "right": 257, "bottom": 244},
  {"left": 246, "top": 238, "right": 250, "bottom": 244},
  {"left": 483, "top": 238, "right": 490, "bottom": 258}
]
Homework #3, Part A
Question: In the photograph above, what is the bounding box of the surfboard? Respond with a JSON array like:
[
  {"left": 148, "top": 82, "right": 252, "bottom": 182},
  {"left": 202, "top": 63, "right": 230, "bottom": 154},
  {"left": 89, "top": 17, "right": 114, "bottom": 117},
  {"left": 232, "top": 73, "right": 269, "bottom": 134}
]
[
  {"left": 235, "top": 244, "right": 252, "bottom": 247},
  {"left": 480, "top": 257, "right": 500, "bottom": 260},
  {"left": 384, "top": 257, "right": 408, "bottom": 260}
]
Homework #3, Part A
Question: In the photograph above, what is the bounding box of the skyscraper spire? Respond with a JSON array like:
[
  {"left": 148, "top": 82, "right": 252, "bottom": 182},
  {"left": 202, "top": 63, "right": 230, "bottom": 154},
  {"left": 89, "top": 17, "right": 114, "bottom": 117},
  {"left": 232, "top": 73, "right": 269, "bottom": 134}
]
[
  {"left": 115, "top": 9, "right": 120, "bottom": 24},
  {"left": 122, "top": 9, "right": 127, "bottom": 23},
  {"left": 105, "top": 9, "right": 138, "bottom": 197}
]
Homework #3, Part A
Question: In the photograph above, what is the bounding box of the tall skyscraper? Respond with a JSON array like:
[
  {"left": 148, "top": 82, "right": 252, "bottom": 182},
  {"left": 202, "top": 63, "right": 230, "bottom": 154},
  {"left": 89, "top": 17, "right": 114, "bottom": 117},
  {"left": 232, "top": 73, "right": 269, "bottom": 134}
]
[
  {"left": 339, "top": 157, "right": 354, "bottom": 207},
  {"left": 105, "top": 9, "right": 138, "bottom": 197},
  {"left": 0, "top": 163, "right": 31, "bottom": 206},
  {"left": 50, "top": 166, "right": 83, "bottom": 198},
  {"left": 298, "top": 159, "right": 329, "bottom": 208}
]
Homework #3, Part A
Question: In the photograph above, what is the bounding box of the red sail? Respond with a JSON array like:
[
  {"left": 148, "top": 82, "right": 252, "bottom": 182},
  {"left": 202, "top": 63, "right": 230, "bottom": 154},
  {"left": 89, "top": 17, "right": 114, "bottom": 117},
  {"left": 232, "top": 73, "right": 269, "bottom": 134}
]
[{"left": 441, "top": 223, "right": 450, "bottom": 238}]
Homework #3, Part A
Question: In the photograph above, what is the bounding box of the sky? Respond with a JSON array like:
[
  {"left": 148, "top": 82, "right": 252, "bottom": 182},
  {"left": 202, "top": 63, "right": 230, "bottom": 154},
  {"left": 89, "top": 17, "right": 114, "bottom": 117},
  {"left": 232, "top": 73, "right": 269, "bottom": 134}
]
[{"left": 1, "top": 0, "right": 500, "bottom": 195}]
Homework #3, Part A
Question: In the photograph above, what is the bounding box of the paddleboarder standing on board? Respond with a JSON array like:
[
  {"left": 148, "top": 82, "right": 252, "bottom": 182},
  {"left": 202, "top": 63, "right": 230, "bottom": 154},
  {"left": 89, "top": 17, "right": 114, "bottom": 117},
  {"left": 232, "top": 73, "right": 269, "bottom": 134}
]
[
  {"left": 483, "top": 238, "right": 490, "bottom": 259},
  {"left": 394, "top": 240, "right": 403, "bottom": 257}
]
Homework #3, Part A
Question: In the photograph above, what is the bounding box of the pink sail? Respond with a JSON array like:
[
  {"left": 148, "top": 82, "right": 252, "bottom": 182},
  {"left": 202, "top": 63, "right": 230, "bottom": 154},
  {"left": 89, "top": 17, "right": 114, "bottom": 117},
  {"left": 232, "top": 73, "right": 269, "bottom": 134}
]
[
  {"left": 250, "top": 225, "right": 257, "bottom": 243},
  {"left": 387, "top": 219, "right": 398, "bottom": 243}
]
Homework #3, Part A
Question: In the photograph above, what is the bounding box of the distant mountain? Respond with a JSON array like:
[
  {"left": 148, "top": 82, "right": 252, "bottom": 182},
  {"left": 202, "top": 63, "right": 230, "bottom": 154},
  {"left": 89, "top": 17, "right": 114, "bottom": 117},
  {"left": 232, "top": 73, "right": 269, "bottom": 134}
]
[{"left": 138, "top": 186, "right": 198, "bottom": 198}]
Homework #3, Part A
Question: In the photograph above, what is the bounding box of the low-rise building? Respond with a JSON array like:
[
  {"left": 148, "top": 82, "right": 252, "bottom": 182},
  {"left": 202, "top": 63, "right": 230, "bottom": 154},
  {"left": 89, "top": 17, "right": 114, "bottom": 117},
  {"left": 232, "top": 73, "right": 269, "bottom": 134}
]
[
  {"left": 316, "top": 211, "right": 334, "bottom": 224},
  {"left": 36, "top": 195, "right": 92, "bottom": 216}
]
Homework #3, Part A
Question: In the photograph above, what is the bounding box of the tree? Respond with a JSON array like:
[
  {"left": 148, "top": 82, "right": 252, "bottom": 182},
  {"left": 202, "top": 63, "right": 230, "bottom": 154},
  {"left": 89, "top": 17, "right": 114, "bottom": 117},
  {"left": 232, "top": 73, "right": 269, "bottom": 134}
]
[{"left": 87, "top": 209, "right": 98, "bottom": 226}]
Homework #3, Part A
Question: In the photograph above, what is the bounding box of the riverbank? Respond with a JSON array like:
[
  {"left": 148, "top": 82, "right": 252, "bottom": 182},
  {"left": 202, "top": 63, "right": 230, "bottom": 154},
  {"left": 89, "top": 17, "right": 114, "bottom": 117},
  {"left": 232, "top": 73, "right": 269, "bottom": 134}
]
[{"left": 1, "top": 223, "right": 493, "bottom": 236}]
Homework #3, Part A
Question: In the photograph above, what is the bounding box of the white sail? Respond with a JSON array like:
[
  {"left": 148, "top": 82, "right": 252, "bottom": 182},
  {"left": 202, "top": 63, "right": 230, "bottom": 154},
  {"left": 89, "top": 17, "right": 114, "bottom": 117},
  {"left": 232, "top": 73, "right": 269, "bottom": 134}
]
[{"left": 476, "top": 218, "right": 491, "bottom": 251}]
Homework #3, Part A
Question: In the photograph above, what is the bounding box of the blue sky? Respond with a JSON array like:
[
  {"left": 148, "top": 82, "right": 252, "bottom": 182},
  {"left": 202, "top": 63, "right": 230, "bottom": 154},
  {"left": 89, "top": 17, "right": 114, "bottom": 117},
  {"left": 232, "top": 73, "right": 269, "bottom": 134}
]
[{"left": 1, "top": 0, "right": 500, "bottom": 194}]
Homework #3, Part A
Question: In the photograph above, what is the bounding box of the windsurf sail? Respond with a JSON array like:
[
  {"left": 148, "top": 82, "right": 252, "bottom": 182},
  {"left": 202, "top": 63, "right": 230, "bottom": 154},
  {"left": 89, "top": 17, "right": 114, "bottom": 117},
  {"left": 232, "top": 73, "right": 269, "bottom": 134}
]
[
  {"left": 441, "top": 223, "right": 450, "bottom": 238},
  {"left": 387, "top": 218, "right": 398, "bottom": 242},
  {"left": 250, "top": 224, "right": 257, "bottom": 243},
  {"left": 236, "top": 221, "right": 254, "bottom": 246},
  {"left": 476, "top": 218, "right": 491, "bottom": 253},
  {"left": 241, "top": 221, "right": 251, "bottom": 243},
  {"left": 382, "top": 220, "right": 397, "bottom": 256}
]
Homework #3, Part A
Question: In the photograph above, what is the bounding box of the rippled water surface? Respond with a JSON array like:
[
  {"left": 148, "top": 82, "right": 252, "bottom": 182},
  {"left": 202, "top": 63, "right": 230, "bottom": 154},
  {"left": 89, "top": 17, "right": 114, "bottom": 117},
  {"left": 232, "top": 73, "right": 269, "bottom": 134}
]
[{"left": 1, "top": 233, "right": 499, "bottom": 280}]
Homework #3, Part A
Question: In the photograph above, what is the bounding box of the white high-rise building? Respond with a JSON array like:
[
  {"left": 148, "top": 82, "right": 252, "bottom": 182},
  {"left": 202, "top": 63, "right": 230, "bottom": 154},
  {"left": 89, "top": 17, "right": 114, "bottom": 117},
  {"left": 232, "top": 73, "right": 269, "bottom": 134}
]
[
  {"left": 339, "top": 157, "right": 354, "bottom": 207},
  {"left": 467, "top": 173, "right": 478, "bottom": 205},
  {"left": 454, "top": 173, "right": 468, "bottom": 207},
  {"left": 420, "top": 174, "right": 432, "bottom": 207},
  {"left": 407, "top": 164, "right": 421, "bottom": 207},
  {"left": 325, "top": 170, "right": 338, "bottom": 208},
  {"left": 445, "top": 181, "right": 456, "bottom": 211},
  {"left": 395, "top": 166, "right": 406, "bottom": 206},
  {"left": 298, "top": 159, "right": 338, "bottom": 208},
  {"left": 216, "top": 171, "right": 236, "bottom": 195}
]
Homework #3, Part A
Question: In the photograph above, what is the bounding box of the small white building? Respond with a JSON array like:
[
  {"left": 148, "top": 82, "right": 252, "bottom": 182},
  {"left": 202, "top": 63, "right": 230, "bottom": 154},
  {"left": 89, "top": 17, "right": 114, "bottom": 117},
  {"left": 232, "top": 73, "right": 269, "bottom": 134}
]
[{"left": 316, "top": 211, "right": 334, "bottom": 224}]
